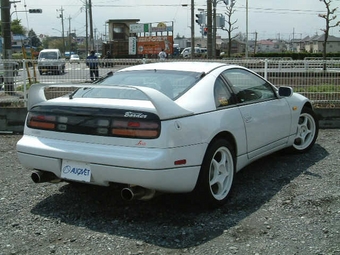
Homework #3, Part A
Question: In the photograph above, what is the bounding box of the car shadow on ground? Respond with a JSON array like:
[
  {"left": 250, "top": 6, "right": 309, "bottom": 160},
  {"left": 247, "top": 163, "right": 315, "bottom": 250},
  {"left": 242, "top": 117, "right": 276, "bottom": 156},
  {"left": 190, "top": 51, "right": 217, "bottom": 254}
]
[{"left": 30, "top": 144, "right": 328, "bottom": 249}]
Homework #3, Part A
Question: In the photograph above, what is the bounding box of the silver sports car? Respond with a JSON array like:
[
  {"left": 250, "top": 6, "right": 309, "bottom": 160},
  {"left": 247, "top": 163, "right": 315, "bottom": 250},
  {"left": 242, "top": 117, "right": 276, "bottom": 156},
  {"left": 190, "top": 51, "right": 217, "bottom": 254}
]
[{"left": 16, "top": 62, "right": 319, "bottom": 207}]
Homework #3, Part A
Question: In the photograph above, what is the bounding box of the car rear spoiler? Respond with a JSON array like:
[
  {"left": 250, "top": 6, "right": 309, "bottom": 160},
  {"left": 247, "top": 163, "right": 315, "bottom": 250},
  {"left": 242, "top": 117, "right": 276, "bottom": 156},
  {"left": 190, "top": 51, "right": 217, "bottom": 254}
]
[{"left": 28, "top": 83, "right": 194, "bottom": 120}]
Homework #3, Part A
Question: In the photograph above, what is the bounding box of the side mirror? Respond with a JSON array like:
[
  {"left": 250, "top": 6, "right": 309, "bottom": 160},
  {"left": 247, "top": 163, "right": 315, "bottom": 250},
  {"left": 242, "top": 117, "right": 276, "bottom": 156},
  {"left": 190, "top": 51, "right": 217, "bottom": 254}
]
[{"left": 278, "top": 86, "right": 293, "bottom": 97}]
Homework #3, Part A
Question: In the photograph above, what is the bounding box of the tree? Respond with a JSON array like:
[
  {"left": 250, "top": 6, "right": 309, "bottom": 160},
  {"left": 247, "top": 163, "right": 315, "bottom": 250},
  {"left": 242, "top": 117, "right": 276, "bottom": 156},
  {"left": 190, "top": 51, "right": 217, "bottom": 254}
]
[
  {"left": 0, "top": 19, "right": 27, "bottom": 35},
  {"left": 10, "top": 19, "right": 27, "bottom": 35},
  {"left": 221, "top": 4, "right": 238, "bottom": 57},
  {"left": 44, "top": 37, "right": 64, "bottom": 52},
  {"left": 28, "top": 29, "right": 42, "bottom": 48},
  {"left": 318, "top": 0, "right": 340, "bottom": 70}
]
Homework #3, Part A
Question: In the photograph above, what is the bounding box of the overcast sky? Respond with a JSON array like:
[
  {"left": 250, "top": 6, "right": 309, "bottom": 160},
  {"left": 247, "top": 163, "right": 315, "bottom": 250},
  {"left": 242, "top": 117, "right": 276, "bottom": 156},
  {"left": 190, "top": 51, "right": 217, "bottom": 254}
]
[{"left": 6, "top": 0, "right": 340, "bottom": 40}]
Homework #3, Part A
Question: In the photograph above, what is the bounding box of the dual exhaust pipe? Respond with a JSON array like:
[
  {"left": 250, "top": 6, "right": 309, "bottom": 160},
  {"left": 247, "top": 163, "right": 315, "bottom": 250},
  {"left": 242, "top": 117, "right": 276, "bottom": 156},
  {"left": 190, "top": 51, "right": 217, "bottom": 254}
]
[{"left": 31, "top": 170, "right": 157, "bottom": 201}]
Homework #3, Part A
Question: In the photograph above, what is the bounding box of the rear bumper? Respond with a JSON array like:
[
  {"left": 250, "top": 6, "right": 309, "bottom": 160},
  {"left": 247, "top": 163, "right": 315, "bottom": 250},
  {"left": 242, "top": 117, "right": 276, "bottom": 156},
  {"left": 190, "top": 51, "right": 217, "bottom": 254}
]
[{"left": 16, "top": 135, "right": 202, "bottom": 193}]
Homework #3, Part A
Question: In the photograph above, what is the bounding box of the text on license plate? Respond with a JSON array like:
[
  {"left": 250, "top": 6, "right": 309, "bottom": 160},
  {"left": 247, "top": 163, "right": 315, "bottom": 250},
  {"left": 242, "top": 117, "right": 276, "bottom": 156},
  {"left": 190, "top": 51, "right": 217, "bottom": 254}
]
[{"left": 61, "top": 160, "right": 91, "bottom": 182}]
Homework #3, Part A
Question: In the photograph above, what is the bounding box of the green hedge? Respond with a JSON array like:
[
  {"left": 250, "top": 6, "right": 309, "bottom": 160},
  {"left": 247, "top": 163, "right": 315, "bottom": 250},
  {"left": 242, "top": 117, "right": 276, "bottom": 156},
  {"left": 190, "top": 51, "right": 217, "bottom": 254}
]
[{"left": 253, "top": 52, "right": 340, "bottom": 60}]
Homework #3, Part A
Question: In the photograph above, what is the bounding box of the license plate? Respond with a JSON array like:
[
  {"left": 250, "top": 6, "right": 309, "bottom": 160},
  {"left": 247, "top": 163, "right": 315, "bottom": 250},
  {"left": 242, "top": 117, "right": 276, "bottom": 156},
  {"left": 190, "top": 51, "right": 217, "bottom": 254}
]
[{"left": 61, "top": 160, "right": 91, "bottom": 182}]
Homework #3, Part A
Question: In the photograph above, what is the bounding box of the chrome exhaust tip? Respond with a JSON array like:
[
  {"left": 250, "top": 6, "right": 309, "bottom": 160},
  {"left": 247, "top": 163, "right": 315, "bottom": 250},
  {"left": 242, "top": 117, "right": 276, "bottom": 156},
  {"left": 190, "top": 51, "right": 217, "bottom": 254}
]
[
  {"left": 31, "top": 171, "right": 60, "bottom": 183},
  {"left": 121, "top": 186, "right": 157, "bottom": 201}
]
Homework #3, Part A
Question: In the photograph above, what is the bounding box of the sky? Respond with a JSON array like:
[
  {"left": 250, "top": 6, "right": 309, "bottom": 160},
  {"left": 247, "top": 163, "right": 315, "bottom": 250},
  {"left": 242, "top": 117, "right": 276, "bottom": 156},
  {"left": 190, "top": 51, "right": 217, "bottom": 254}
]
[{"left": 5, "top": 0, "right": 340, "bottom": 41}]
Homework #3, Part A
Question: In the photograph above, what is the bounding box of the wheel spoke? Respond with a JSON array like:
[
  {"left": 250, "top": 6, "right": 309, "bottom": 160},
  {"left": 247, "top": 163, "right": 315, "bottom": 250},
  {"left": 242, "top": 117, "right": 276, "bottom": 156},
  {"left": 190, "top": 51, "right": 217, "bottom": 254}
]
[
  {"left": 209, "top": 149, "right": 231, "bottom": 196},
  {"left": 297, "top": 118, "right": 312, "bottom": 143},
  {"left": 209, "top": 158, "right": 220, "bottom": 185}
]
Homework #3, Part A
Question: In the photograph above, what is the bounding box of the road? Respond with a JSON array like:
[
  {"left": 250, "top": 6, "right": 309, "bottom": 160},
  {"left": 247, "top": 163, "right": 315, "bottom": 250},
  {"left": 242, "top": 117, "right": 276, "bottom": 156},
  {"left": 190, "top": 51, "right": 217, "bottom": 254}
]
[{"left": 15, "top": 62, "right": 125, "bottom": 85}]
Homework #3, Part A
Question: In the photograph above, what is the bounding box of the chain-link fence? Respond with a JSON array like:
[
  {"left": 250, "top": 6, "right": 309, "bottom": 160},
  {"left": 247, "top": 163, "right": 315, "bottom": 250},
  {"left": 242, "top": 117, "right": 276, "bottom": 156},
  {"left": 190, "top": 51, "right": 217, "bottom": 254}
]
[{"left": 1, "top": 58, "right": 339, "bottom": 108}]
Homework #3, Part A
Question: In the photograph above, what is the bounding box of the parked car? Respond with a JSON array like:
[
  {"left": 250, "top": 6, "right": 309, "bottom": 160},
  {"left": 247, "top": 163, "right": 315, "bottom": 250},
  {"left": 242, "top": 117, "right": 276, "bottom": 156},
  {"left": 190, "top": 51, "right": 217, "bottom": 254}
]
[
  {"left": 16, "top": 62, "right": 319, "bottom": 207},
  {"left": 180, "top": 47, "right": 206, "bottom": 58},
  {"left": 69, "top": 54, "right": 80, "bottom": 64}
]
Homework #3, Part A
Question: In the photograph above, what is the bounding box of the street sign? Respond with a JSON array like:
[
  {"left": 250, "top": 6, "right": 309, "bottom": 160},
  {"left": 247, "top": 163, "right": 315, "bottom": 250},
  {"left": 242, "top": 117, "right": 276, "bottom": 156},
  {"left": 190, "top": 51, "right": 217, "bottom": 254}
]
[
  {"left": 129, "top": 37, "right": 137, "bottom": 55},
  {"left": 130, "top": 24, "right": 150, "bottom": 33}
]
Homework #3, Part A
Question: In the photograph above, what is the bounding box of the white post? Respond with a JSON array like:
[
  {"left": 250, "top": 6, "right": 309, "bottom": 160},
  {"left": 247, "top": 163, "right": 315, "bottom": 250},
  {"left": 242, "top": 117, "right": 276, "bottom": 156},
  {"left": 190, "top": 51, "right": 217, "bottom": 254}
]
[
  {"left": 245, "top": 0, "right": 249, "bottom": 58},
  {"left": 264, "top": 59, "right": 268, "bottom": 80},
  {"left": 22, "top": 59, "right": 28, "bottom": 107}
]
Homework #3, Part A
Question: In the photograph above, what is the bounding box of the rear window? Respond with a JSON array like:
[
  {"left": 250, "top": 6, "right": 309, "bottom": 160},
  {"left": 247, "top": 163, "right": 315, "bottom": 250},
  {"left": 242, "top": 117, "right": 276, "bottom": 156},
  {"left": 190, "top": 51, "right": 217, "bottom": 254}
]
[{"left": 72, "top": 70, "right": 203, "bottom": 100}]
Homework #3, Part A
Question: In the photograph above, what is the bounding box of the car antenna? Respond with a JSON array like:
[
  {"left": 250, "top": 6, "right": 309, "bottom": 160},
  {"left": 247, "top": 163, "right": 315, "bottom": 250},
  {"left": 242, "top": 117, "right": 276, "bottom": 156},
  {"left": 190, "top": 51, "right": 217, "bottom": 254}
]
[{"left": 68, "top": 88, "right": 79, "bottom": 99}]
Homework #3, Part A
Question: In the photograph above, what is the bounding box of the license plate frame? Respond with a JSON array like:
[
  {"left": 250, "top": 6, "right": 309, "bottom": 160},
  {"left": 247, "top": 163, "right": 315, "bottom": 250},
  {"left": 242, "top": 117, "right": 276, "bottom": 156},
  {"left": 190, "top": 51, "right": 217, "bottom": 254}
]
[{"left": 61, "top": 160, "right": 91, "bottom": 182}]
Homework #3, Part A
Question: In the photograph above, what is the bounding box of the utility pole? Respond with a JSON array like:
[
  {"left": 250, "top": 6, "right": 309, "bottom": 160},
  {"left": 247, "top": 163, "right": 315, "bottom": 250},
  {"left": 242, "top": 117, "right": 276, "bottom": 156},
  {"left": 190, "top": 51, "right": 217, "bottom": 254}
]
[
  {"left": 68, "top": 15, "right": 72, "bottom": 53},
  {"left": 212, "top": 1, "right": 217, "bottom": 58},
  {"left": 89, "top": 0, "right": 94, "bottom": 50},
  {"left": 85, "top": 1, "right": 89, "bottom": 54},
  {"left": 182, "top": 2, "right": 195, "bottom": 59},
  {"left": 191, "top": 0, "right": 195, "bottom": 59},
  {"left": 212, "top": 0, "right": 228, "bottom": 58},
  {"left": 207, "top": 0, "right": 212, "bottom": 58},
  {"left": 57, "top": 7, "right": 65, "bottom": 55},
  {"left": 94, "top": 28, "right": 97, "bottom": 52},
  {"left": 253, "top": 31, "right": 257, "bottom": 56},
  {"left": 245, "top": 0, "right": 249, "bottom": 58},
  {"left": 1, "top": 0, "right": 14, "bottom": 94}
]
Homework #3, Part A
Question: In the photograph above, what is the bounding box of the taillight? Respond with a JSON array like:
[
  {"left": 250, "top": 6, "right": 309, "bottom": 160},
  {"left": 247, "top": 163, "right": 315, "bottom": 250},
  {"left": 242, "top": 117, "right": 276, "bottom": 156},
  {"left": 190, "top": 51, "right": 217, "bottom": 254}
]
[
  {"left": 26, "top": 111, "right": 161, "bottom": 139},
  {"left": 111, "top": 119, "right": 160, "bottom": 138},
  {"left": 27, "top": 113, "right": 56, "bottom": 130}
]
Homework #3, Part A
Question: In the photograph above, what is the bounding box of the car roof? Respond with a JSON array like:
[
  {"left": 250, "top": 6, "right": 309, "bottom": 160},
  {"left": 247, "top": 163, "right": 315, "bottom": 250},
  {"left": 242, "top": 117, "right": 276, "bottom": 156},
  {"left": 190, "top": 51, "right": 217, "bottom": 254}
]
[{"left": 117, "top": 61, "right": 228, "bottom": 74}]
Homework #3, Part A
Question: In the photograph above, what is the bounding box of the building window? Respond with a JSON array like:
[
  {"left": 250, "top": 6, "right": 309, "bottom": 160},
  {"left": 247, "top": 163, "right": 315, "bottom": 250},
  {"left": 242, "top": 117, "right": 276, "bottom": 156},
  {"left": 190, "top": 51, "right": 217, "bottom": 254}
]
[{"left": 113, "top": 24, "right": 127, "bottom": 40}]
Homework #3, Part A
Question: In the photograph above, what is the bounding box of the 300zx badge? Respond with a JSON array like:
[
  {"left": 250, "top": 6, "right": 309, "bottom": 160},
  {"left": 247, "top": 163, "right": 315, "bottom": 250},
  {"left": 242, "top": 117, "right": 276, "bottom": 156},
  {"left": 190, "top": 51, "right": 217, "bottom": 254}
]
[{"left": 124, "top": 111, "right": 147, "bottom": 118}]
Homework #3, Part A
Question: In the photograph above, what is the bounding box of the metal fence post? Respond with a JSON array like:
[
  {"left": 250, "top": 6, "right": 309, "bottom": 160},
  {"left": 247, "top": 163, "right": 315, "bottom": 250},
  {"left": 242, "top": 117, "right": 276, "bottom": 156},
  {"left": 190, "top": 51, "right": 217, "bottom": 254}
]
[{"left": 264, "top": 59, "right": 268, "bottom": 80}]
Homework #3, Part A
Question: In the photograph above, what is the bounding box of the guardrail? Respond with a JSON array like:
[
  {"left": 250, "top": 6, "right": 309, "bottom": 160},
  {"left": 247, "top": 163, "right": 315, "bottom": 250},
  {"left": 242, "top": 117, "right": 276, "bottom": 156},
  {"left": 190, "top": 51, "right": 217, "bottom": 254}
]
[{"left": 0, "top": 58, "right": 339, "bottom": 108}]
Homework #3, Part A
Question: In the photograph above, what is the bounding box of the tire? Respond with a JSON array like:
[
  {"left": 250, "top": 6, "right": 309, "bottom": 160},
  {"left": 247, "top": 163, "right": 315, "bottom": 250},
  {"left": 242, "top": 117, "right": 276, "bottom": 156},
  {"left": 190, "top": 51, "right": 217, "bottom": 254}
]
[
  {"left": 290, "top": 107, "right": 319, "bottom": 153},
  {"left": 194, "top": 139, "right": 235, "bottom": 208}
]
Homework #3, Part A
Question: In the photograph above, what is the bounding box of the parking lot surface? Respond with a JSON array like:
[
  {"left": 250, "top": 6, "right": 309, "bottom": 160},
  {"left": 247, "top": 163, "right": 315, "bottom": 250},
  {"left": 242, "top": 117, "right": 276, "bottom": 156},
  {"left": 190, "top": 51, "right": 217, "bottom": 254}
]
[{"left": 0, "top": 130, "right": 339, "bottom": 255}]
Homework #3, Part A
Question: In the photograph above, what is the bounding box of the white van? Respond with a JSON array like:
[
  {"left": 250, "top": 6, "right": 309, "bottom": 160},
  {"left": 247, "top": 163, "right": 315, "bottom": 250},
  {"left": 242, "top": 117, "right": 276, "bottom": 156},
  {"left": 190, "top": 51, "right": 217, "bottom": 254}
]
[
  {"left": 38, "top": 49, "right": 66, "bottom": 75},
  {"left": 180, "top": 47, "right": 206, "bottom": 58}
]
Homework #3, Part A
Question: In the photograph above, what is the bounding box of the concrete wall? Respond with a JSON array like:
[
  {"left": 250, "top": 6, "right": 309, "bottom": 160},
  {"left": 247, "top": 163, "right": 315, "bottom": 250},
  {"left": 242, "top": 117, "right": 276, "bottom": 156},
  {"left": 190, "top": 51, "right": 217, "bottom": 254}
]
[
  {"left": 0, "top": 108, "right": 27, "bottom": 133},
  {"left": 316, "top": 108, "right": 340, "bottom": 129},
  {"left": 0, "top": 108, "right": 339, "bottom": 134}
]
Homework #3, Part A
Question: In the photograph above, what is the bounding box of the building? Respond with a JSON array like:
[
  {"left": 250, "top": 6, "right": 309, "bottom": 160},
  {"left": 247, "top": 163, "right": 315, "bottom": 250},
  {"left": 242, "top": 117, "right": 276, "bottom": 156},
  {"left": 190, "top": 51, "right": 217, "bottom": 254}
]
[
  {"left": 103, "top": 19, "right": 140, "bottom": 57},
  {"left": 2, "top": 34, "right": 29, "bottom": 53},
  {"left": 220, "top": 39, "right": 246, "bottom": 56},
  {"left": 295, "top": 34, "right": 340, "bottom": 53},
  {"left": 309, "top": 34, "right": 340, "bottom": 53}
]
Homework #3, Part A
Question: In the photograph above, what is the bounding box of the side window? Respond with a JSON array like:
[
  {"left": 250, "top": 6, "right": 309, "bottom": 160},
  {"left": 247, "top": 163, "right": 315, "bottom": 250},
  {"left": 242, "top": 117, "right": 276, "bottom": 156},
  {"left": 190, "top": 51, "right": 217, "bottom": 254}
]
[
  {"left": 222, "top": 68, "right": 276, "bottom": 103},
  {"left": 214, "top": 77, "right": 233, "bottom": 108}
]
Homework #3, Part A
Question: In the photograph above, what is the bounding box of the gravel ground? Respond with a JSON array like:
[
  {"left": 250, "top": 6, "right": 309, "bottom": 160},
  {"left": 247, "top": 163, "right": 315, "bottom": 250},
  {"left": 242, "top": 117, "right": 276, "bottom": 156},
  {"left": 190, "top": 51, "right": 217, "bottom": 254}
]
[{"left": 0, "top": 130, "right": 339, "bottom": 255}]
